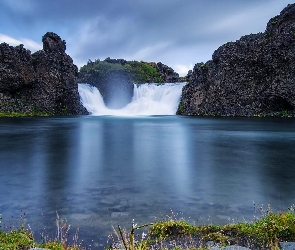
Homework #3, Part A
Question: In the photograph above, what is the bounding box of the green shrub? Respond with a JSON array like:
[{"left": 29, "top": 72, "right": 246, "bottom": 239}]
[
  {"left": 148, "top": 211, "right": 295, "bottom": 249},
  {"left": 0, "top": 229, "right": 36, "bottom": 249},
  {"left": 150, "top": 220, "right": 199, "bottom": 239},
  {"left": 79, "top": 59, "right": 163, "bottom": 84}
]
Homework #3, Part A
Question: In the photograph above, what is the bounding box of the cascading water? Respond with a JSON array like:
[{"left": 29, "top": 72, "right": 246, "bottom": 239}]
[{"left": 78, "top": 82, "right": 186, "bottom": 116}]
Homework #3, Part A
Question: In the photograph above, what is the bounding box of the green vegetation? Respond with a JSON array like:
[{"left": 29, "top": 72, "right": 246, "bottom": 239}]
[
  {"left": 79, "top": 58, "right": 163, "bottom": 84},
  {"left": 0, "top": 211, "right": 81, "bottom": 250},
  {"left": 253, "top": 110, "right": 294, "bottom": 118},
  {"left": 109, "top": 209, "right": 295, "bottom": 250},
  {"left": 0, "top": 228, "right": 82, "bottom": 249},
  {"left": 0, "top": 229, "right": 80, "bottom": 249},
  {"left": 80, "top": 59, "right": 127, "bottom": 76},
  {"left": 177, "top": 101, "right": 183, "bottom": 114},
  {"left": 178, "top": 76, "right": 186, "bottom": 82},
  {"left": 0, "top": 111, "right": 51, "bottom": 117},
  {"left": 2, "top": 210, "right": 295, "bottom": 249},
  {"left": 148, "top": 211, "right": 295, "bottom": 249},
  {"left": 127, "top": 61, "right": 163, "bottom": 83},
  {"left": 200, "top": 63, "right": 207, "bottom": 69},
  {"left": 0, "top": 229, "right": 37, "bottom": 250},
  {"left": 150, "top": 220, "right": 198, "bottom": 239},
  {"left": 270, "top": 16, "right": 279, "bottom": 25}
]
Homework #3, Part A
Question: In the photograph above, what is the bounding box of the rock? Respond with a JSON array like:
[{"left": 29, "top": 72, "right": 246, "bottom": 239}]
[
  {"left": 0, "top": 43, "right": 35, "bottom": 97},
  {"left": 103, "top": 70, "right": 134, "bottom": 108},
  {"left": 42, "top": 32, "right": 66, "bottom": 53},
  {"left": 0, "top": 32, "right": 88, "bottom": 115},
  {"left": 178, "top": 3, "right": 295, "bottom": 117},
  {"left": 280, "top": 242, "right": 295, "bottom": 250},
  {"left": 155, "top": 62, "right": 180, "bottom": 83},
  {"left": 78, "top": 67, "right": 134, "bottom": 109}
]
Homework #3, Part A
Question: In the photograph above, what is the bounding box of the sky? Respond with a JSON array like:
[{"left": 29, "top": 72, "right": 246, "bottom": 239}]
[{"left": 0, "top": 0, "right": 293, "bottom": 76}]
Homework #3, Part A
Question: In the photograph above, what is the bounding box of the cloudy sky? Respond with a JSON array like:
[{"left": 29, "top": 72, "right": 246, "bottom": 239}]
[{"left": 0, "top": 0, "right": 292, "bottom": 76}]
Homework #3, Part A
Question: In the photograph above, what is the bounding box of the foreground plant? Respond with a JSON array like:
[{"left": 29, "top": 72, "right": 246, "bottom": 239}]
[
  {"left": 2, "top": 209, "right": 295, "bottom": 249},
  {"left": 0, "top": 229, "right": 37, "bottom": 250},
  {"left": 109, "top": 220, "right": 153, "bottom": 250},
  {"left": 0, "top": 228, "right": 81, "bottom": 250},
  {"left": 148, "top": 210, "right": 295, "bottom": 249},
  {"left": 0, "top": 211, "right": 82, "bottom": 250}
]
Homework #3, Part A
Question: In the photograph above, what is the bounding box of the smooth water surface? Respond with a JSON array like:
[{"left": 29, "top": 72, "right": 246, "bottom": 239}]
[{"left": 1, "top": 116, "right": 295, "bottom": 248}]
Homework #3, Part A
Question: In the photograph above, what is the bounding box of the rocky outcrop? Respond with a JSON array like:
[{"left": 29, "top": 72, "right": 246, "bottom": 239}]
[
  {"left": 155, "top": 62, "right": 180, "bottom": 83},
  {"left": 0, "top": 32, "right": 87, "bottom": 115},
  {"left": 104, "top": 57, "right": 128, "bottom": 65},
  {"left": 178, "top": 3, "right": 295, "bottom": 117},
  {"left": 78, "top": 65, "right": 134, "bottom": 109}
]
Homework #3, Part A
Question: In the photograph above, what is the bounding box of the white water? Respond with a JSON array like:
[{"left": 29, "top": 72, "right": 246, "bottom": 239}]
[{"left": 78, "top": 82, "right": 186, "bottom": 116}]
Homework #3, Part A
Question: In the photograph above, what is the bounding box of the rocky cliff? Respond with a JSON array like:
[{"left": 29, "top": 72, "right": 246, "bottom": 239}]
[
  {"left": 178, "top": 3, "right": 295, "bottom": 117},
  {"left": 78, "top": 59, "right": 134, "bottom": 109},
  {"left": 154, "top": 62, "right": 180, "bottom": 83},
  {"left": 0, "top": 32, "right": 87, "bottom": 116}
]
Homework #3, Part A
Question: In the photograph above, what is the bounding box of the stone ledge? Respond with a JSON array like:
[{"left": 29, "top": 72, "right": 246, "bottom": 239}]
[{"left": 280, "top": 242, "right": 295, "bottom": 250}]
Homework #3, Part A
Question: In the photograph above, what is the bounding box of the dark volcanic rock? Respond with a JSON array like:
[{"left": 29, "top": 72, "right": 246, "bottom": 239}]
[
  {"left": 43, "top": 32, "right": 66, "bottom": 53},
  {"left": 0, "top": 43, "right": 35, "bottom": 93},
  {"left": 178, "top": 4, "right": 295, "bottom": 117},
  {"left": 78, "top": 68, "right": 134, "bottom": 109},
  {"left": 155, "top": 62, "right": 180, "bottom": 83},
  {"left": 0, "top": 32, "right": 87, "bottom": 115}
]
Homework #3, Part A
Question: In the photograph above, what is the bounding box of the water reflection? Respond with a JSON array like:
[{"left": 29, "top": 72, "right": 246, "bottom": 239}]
[{"left": 0, "top": 116, "right": 295, "bottom": 248}]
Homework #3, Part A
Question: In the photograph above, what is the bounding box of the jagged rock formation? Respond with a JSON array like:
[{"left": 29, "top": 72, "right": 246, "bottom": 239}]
[
  {"left": 155, "top": 62, "right": 180, "bottom": 83},
  {"left": 178, "top": 3, "right": 295, "bottom": 117},
  {"left": 0, "top": 32, "right": 87, "bottom": 115}
]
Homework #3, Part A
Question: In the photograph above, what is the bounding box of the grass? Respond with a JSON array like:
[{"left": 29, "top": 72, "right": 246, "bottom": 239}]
[
  {"left": 0, "top": 111, "right": 51, "bottom": 117},
  {"left": 110, "top": 208, "right": 295, "bottom": 250},
  {"left": 0, "top": 229, "right": 37, "bottom": 250},
  {"left": 0, "top": 228, "right": 80, "bottom": 249},
  {"left": 2, "top": 209, "right": 295, "bottom": 249},
  {"left": 0, "top": 212, "right": 82, "bottom": 250}
]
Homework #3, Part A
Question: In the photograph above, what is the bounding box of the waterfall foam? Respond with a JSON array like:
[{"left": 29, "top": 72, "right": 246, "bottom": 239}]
[{"left": 78, "top": 82, "right": 185, "bottom": 116}]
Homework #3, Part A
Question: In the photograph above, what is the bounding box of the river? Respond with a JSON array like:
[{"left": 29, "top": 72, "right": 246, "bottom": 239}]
[{"left": 0, "top": 83, "right": 295, "bottom": 249}]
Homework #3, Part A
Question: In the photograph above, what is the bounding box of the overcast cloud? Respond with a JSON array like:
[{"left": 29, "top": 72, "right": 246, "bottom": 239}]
[{"left": 0, "top": 0, "right": 292, "bottom": 76}]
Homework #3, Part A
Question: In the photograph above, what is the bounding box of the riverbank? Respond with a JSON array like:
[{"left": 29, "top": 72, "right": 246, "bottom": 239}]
[{"left": 2, "top": 210, "right": 295, "bottom": 249}]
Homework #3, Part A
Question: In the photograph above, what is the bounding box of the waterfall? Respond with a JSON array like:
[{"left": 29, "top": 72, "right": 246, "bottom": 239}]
[{"left": 78, "top": 82, "right": 186, "bottom": 116}]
